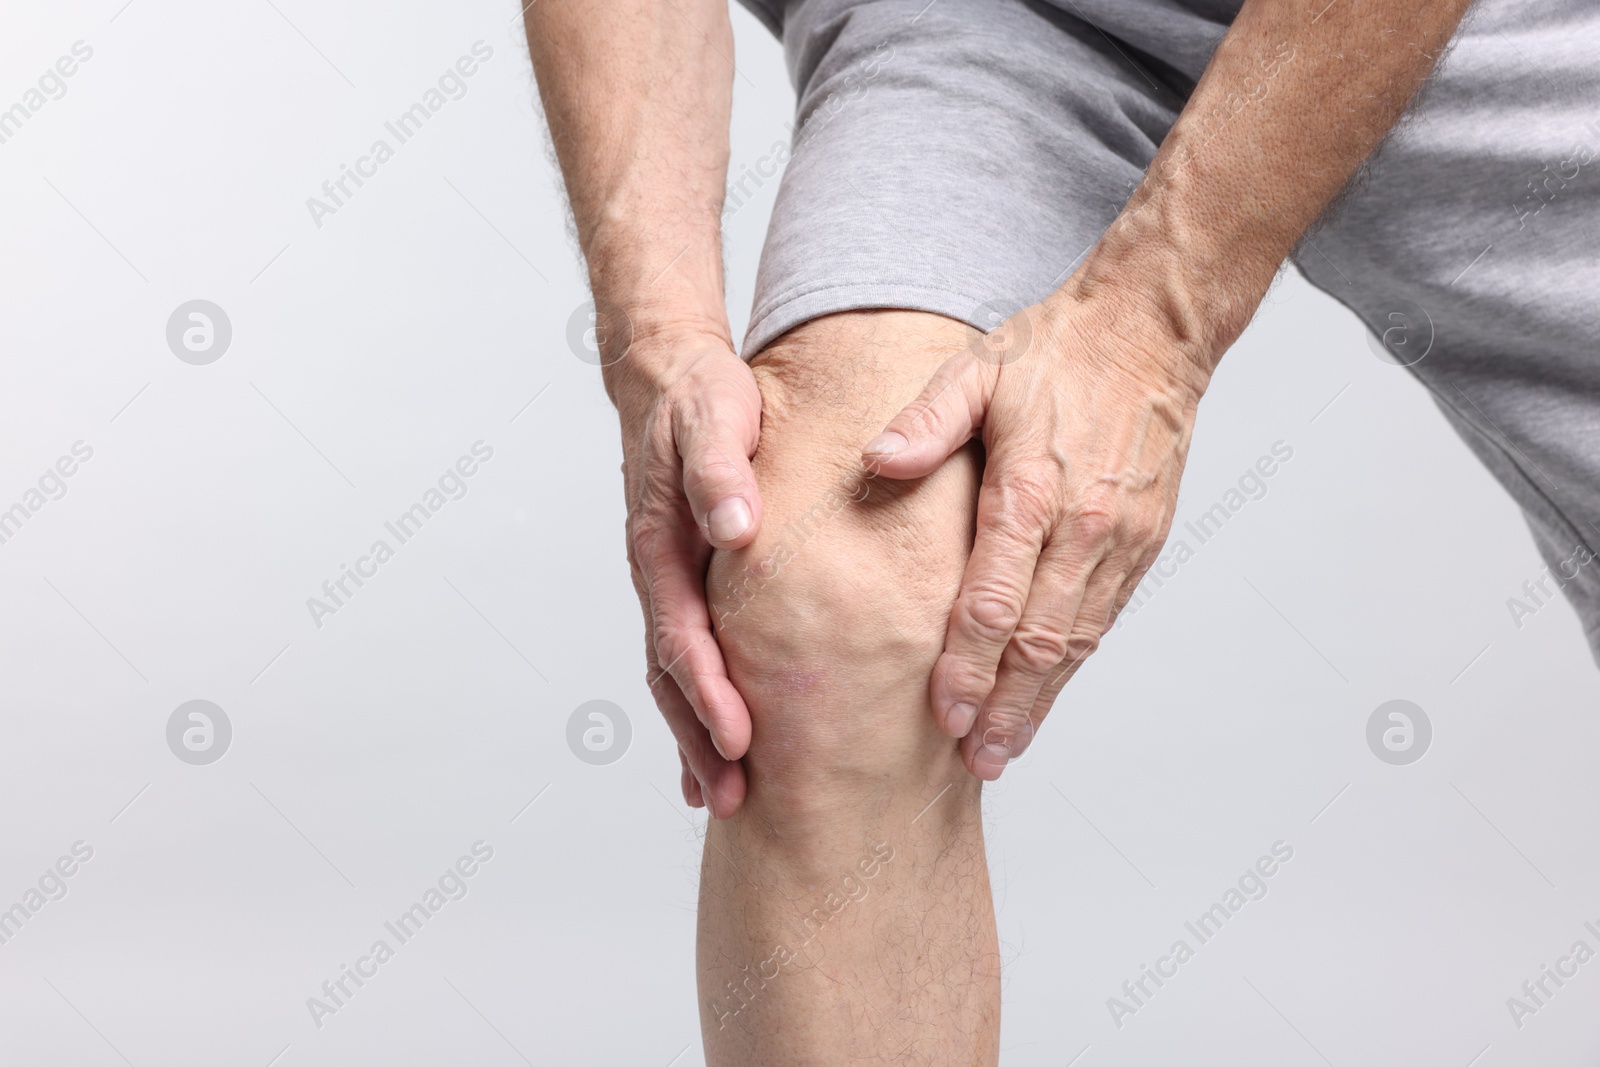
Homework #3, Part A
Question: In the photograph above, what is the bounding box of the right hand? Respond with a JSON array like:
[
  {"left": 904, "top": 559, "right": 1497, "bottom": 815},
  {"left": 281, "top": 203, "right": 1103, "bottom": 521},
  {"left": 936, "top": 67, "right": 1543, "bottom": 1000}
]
[{"left": 609, "top": 327, "right": 764, "bottom": 818}]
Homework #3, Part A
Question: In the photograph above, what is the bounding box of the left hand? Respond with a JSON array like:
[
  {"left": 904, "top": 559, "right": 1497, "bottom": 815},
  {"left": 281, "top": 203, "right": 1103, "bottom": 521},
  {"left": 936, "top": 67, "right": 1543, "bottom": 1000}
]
[{"left": 860, "top": 291, "right": 1211, "bottom": 781}]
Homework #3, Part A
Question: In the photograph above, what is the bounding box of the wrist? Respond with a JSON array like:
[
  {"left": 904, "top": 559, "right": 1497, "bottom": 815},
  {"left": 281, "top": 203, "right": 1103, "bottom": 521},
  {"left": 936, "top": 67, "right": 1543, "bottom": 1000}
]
[
  {"left": 585, "top": 202, "right": 728, "bottom": 317},
  {"left": 583, "top": 226, "right": 733, "bottom": 374},
  {"left": 597, "top": 314, "right": 739, "bottom": 409},
  {"left": 585, "top": 240, "right": 734, "bottom": 382},
  {"left": 1058, "top": 188, "right": 1283, "bottom": 384}
]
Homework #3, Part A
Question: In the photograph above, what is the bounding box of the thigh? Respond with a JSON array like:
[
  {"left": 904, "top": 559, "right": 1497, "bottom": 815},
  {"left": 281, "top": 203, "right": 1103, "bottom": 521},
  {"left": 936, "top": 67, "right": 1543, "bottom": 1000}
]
[{"left": 706, "top": 310, "right": 982, "bottom": 801}]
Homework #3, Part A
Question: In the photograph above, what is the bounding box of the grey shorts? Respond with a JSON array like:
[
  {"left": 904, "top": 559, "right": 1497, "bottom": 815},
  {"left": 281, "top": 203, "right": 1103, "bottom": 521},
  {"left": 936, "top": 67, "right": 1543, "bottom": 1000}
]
[{"left": 736, "top": 0, "right": 1600, "bottom": 661}]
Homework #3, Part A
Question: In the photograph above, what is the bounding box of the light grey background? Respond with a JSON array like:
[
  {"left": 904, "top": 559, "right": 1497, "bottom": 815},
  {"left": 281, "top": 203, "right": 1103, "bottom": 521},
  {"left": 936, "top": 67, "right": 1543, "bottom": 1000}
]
[{"left": 1, "top": 1, "right": 1596, "bottom": 1064}]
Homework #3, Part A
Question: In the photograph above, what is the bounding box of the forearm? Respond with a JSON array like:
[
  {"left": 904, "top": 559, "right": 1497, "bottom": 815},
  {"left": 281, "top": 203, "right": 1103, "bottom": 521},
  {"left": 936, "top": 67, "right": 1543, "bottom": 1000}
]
[
  {"left": 525, "top": 0, "right": 735, "bottom": 350},
  {"left": 1068, "top": 0, "right": 1475, "bottom": 372}
]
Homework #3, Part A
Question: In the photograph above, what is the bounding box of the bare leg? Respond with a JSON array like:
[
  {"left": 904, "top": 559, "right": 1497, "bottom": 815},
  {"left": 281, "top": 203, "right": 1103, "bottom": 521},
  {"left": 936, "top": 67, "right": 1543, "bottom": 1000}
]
[{"left": 699, "top": 311, "right": 1000, "bottom": 1066}]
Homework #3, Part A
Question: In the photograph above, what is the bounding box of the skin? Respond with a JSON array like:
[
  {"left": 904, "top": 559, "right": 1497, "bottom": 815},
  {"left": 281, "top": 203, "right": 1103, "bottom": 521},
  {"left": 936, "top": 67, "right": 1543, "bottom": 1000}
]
[
  {"left": 866, "top": 0, "right": 1476, "bottom": 780},
  {"left": 527, "top": 0, "right": 1475, "bottom": 1059},
  {"left": 702, "top": 310, "right": 998, "bottom": 1065}
]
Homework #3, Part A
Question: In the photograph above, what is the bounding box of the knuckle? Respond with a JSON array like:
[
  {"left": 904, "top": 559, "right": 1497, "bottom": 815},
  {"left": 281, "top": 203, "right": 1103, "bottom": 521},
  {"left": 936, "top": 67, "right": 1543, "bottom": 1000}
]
[
  {"left": 681, "top": 453, "right": 746, "bottom": 503},
  {"left": 626, "top": 530, "right": 657, "bottom": 572},
  {"left": 977, "top": 706, "right": 1032, "bottom": 747},
  {"left": 1071, "top": 504, "right": 1118, "bottom": 545},
  {"left": 628, "top": 513, "right": 675, "bottom": 562},
  {"left": 908, "top": 396, "right": 952, "bottom": 440},
  {"left": 647, "top": 459, "right": 687, "bottom": 503},
  {"left": 627, "top": 527, "right": 646, "bottom": 572},
  {"left": 1113, "top": 576, "right": 1144, "bottom": 617},
  {"left": 626, "top": 562, "right": 649, "bottom": 602},
  {"left": 938, "top": 653, "right": 997, "bottom": 701},
  {"left": 652, "top": 625, "right": 691, "bottom": 671},
  {"left": 650, "top": 633, "right": 674, "bottom": 672},
  {"left": 962, "top": 587, "right": 1024, "bottom": 642},
  {"left": 992, "top": 471, "right": 1061, "bottom": 522},
  {"left": 1122, "top": 513, "right": 1160, "bottom": 546},
  {"left": 1006, "top": 623, "right": 1072, "bottom": 673},
  {"left": 1062, "top": 629, "right": 1102, "bottom": 668}
]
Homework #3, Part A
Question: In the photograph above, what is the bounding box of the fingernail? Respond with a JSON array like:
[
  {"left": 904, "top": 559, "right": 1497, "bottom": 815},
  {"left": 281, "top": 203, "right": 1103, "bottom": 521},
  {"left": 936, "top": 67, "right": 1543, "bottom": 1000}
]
[
  {"left": 710, "top": 731, "right": 729, "bottom": 761},
  {"left": 863, "top": 431, "right": 908, "bottom": 456},
  {"left": 707, "top": 497, "right": 752, "bottom": 543},
  {"left": 974, "top": 743, "right": 1011, "bottom": 781},
  {"left": 948, "top": 702, "right": 978, "bottom": 736}
]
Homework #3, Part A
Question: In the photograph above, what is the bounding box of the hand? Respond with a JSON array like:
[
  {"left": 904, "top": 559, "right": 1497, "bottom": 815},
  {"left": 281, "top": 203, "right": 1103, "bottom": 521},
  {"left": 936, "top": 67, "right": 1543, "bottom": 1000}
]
[
  {"left": 608, "top": 327, "right": 764, "bottom": 817},
  {"left": 861, "top": 292, "right": 1210, "bottom": 781}
]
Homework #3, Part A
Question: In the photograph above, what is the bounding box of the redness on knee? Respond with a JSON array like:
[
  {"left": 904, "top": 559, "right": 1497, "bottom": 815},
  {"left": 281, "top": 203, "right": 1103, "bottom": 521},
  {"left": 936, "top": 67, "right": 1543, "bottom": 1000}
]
[{"left": 763, "top": 668, "right": 825, "bottom": 697}]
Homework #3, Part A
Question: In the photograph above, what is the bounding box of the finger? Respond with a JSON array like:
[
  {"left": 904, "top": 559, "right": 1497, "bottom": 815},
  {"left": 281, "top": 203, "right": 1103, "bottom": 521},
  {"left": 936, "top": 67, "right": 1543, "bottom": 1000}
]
[
  {"left": 999, "top": 540, "right": 1159, "bottom": 771},
  {"left": 961, "top": 559, "right": 1128, "bottom": 779},
  {"left": 1015, "top": 560, "right": 1133, "bottom": 758},
  {"left": 929, "top": 475, "right": 1049, "bottom": 739},
  {"left": 676, "top": 393, "right": 762, "bottom": 550},
  {"left": 634, "top": 518, "right": 754, "bottom": 761},
  {"left": 636, "top": 618, "right": 710, "bottom": 795},
  {"left": 649, "top": 656, "right": 746, "bottom": 818},
  {"left": 965, "top": 536, "right": 1110, "bottom": 776},
  {"left": 679, "top": 747, "right": 704, "bottom": 809},
  {"left": 862, "top": 349, "right": 998, "bottom": 480},
  {"left": 1095, "top": 541, "right": 1162, "bottom": 644}
]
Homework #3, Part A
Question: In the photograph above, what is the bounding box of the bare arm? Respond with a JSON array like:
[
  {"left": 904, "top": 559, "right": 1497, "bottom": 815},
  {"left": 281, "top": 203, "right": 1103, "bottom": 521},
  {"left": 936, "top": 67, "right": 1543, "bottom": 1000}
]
[
  {"left": 1083, "top": 0, "right": 1476, "bottom": 364},
  {"left": 528, "top": 0, "right": 733, "bottom": 338},
  {"left": 527, "top": 0, "right": 762, "bottom": 816},
  {"left": 867, "top": 0, "right": 1476, "bottom": 778}
]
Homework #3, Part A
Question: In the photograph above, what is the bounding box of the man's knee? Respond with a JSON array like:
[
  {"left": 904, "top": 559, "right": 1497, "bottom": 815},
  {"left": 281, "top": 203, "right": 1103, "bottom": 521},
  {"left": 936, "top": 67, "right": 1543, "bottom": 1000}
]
[{"left": 706, "top": 311, "right": 979, "bottom": 815}]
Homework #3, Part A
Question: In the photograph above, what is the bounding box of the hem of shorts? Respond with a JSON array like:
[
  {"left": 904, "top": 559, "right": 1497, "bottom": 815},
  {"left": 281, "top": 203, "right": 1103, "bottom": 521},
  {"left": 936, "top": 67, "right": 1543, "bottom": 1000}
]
[{"left": 742, "top": 282, "right": 994, "bottom": 358}]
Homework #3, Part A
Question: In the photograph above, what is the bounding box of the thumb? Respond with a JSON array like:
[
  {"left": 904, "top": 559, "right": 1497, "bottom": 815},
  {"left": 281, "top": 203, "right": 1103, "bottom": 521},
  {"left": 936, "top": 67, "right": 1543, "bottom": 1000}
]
[
  {"left": 862, "top": 349, "right": 997, "bottom": 479},
  {"left": 676, "top": 403, "right": 763, "bottom": 550}
]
